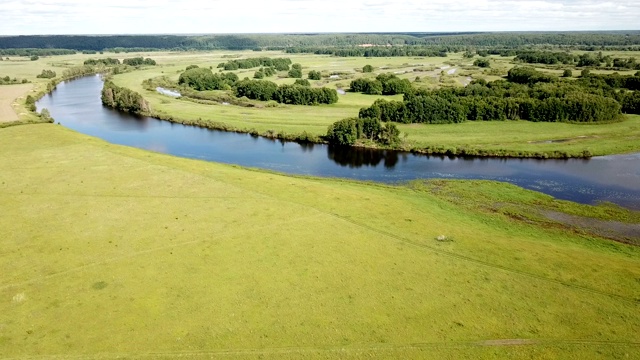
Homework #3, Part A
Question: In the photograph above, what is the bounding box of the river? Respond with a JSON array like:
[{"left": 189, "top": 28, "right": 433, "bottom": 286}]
[{"left": 36, "top": 75, "right": 640, "bottom": 209}]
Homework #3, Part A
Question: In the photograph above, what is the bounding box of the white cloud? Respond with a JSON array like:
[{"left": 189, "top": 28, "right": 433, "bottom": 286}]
[{"left": 0, "top": 0, "right": 637, "bottom": 34}]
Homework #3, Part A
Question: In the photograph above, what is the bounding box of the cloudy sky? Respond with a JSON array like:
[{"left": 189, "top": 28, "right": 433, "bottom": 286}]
[{"left": 1, "top": 0, "right": 638, "bottom": 35}]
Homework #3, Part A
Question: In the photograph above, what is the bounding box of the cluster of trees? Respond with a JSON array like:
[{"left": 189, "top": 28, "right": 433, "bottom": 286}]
[
  {"left": 84, "top": 58, "right": 120, "bottom": 66},
  {"left": 513, "top": 50, "right": 640, "bottom": 70},
  {"left": 612, "top": 57, "right": 640, "bottom": 70},
  {"left": 288, "top": 63, "right": 302, "bottom": 78},
  {"left": 308, "top": 70, "right": 322, "bottom": 80},
  {"left": 25, "top": 95, "right": 37, "bottom": 112},
  {"left": 285, "top": 47, "right": 448, "bottom": 58},
  {"left": 577, "top": 72, "right": 640, "bottom": 91},
  {"left": 122, "top": 57, "right": 156, "bottom": 66},
  {"left": 0, "top": 48, "right": 75, "bottom": 56},
  {"left": 350, "top": 73, "right": 412, "bottom": 95},
  {"left": 178, "top": 67, "right": 239, "bottom": 91},
  {"left": 254, "top": 67, "right": 276, "bottom": 79},
  {"left": 36, "top": 69, "right": 56, "bottom": 78},
  {"left": 515, "top": 50, "right": 577, "bottom": 65},
  {"left": 507, "top": 67, "right": 556, "bottom": 84},
  {"left": 101, "top": 80, "right": 149, "bottom": 114},
  {"left": 217, "top": 57, "right": 291, "bottom": 71},
  {"left": 0, "top": 76, "right": 28, "bottom": 85},
  {"left": 294, "top": 79, "right": 310, "bottom": 86},
  {"left": 326, "top": 117, "right": 400, "bottom": 146},
  {"left": 473, "top": 58, "right": 490, "bottom": 67},
  {"left": 358, "top": 70, "right": 638, "bottom": 124},
  {"left": 234, "top": 79, "right": 338, "bottom": 105},
  {"left": 272, "top": 84, "right": 338, "bottom": 105}
]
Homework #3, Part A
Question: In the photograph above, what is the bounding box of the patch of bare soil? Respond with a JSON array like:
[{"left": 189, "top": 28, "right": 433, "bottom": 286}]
[
  {"left": 0, "top": 84, "right": 33, "bottom": 122},
  {"left": 542, "top": 210, "right": 640, "bottom": 245}
]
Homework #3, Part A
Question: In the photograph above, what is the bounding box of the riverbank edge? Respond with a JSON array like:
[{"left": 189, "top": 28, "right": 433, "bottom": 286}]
[
  {"left": 22, "top": 72, "right": 635, "bottom": 159},
  {"left": 143, "top": 106, "right": 599, "bottom": 160}
]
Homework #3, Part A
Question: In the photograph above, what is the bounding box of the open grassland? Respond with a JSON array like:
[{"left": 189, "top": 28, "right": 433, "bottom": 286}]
[{"left": 0, "top": 124, "right": 639, "bottom": 359}]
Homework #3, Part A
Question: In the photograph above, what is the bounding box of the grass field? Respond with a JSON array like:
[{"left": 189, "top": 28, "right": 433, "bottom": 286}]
[{"left": 1, "top": 124, "right": 639, "bottom": 359}]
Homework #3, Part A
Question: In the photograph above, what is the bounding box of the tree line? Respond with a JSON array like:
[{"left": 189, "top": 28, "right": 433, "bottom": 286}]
[
  {"left": 178, "top": 67, "right": 239, "bottom": 91},
  {"left": 0, "top": 48, "right": 76, "bottom": 56},
  {"left": 177, "top": 67, "right": 338, "bottom": 106},
  {"left": 217, "top": 57, "right": 292, "bottom": 71},
  {"left": 2, "top": 32, "right": 640, "bottom": 52},
  {"left": 235, "top": 79, "right": 338, "bottom": 105},
  {"left": 285, "top": 47, "right": 448, "bottom": 58},
  {"left": 513, "top": 50, "right": 640, "bottom": 70},
  {"left": 355, "top": 67, "right": 640, "bottom": 125},
  {"left": 84, "top": 57, "right": 156, "bottom": 66},
  {"left": 326, "top": 117, "right": 400, "bottom": 146},
  {"left": 122, "top": 57, "right": 156, "bottom": 66},
  {"left": 350, "top": 73, "right": 412, "bottom": 95}
]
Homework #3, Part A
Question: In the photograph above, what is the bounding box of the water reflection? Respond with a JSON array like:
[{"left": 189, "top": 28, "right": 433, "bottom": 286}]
[{"left": 328, "top": 145, "right": 400, "bottom": 168}]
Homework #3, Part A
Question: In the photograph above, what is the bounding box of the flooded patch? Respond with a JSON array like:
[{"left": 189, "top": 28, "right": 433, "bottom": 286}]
[
  {"left": 542, "top": 211, "right": 640, "bottom": 245},
  {"left": 156, "top": 87, "right": 181, "bottom": 98},
  {"left": 529, "top": 136, "right": 590, "bottom": 144}
]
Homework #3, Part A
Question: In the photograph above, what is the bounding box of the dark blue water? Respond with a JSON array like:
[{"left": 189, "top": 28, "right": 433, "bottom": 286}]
[{"left": 37, "top": 75, "right": 640, "bottom": 209}]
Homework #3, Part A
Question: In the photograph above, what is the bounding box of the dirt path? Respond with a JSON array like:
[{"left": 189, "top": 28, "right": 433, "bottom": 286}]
[{"left": 0, "top": 84, "right": 33, "bottom": 122}]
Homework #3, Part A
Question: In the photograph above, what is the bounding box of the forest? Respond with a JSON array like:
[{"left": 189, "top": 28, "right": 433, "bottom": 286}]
[{"left": 1, "top": 32, "right": 640, "bottom": 52}]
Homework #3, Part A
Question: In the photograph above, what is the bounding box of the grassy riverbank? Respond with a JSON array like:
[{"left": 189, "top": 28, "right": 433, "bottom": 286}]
[
  {"left": 1, "top": 124, "right": 639, "bottom": 358},
  {"left": 108, "top": 50, "right": 640, "bottom": 158},
  {"left": 2, "top": 50, "right": 640, "bottom": 156}
]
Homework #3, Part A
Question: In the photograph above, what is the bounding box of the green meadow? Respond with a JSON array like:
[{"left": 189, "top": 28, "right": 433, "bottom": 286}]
[
  {"left": 0, "top": 124, "right": 639, "bottom": 359},
  {"left": 1, "top": 49, "right": 639, "bottom": 358}
]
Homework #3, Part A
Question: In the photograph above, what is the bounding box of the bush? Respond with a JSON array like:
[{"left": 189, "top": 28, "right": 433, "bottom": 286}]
[
  {"left": 288, "top": 63, "right": 303, "bottom": 78},
  {"left": 326, "top": 117, "right": 400, "bottom": 146},
  {"left": 473, "top": 58, "right": 491, "bottom": 68},
  {"left": 363, "top": 64, "right": 374, "bottom": 73},
  {"left": 326, "top": 118, "right": 358, "bottom": 145},
  {"left": 294, "top": 79, "right": 310, "bottom": 87},
  {"left": 36, "top": 69, "right": 56, "bottom": 79},
  {"left": 563, "top": 69, "right": 573, "bottom": 77},
  {"left": 308, "top": 70, "right": 321, "bottom": 80}
]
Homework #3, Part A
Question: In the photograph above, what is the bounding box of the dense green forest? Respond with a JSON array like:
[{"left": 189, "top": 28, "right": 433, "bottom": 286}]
[{"left": 2, "top": 32, "right": 640, "bottom": 52}]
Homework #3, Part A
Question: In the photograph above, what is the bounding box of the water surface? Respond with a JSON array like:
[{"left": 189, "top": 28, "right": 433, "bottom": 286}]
[{"left": 37, "top": 75, "right": 640, "bottom": 209}]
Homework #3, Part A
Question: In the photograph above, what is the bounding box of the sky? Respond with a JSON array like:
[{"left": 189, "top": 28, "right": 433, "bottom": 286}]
[{"left": 0, "top": 0, "right": 639, "bottom": 35}]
